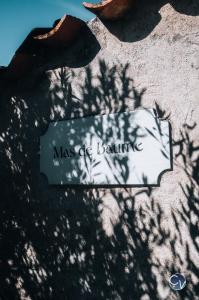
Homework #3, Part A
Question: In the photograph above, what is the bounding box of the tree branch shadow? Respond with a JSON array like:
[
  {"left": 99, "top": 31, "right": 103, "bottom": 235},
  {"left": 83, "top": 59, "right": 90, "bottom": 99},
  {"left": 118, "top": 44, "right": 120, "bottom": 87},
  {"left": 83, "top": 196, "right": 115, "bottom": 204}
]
[{"left": 0, "top": 60, "right": 198, "bottom": 300}]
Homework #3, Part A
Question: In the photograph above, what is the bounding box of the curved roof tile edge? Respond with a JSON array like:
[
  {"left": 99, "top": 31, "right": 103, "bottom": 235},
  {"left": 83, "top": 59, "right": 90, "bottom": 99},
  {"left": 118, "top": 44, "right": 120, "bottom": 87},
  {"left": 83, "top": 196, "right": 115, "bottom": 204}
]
[
  {"left": 34, "top": 14, "right": 85, "bottom": 45},
  {"left": 34, "top": 15, "right": 68, "bottom": 40},
  {"left": 83, "top": 0, "right": 136, "bottom": 20}
]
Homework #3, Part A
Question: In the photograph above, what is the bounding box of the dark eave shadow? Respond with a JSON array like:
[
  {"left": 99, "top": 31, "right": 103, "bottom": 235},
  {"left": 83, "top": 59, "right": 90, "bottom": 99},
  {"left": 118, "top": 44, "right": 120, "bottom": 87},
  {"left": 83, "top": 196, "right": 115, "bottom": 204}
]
[
  {"left": 169, "top": 0, "right": 199, "bottom": 16},
  {"left": 100, "top": 0, "right": 165, "bottom": 43},
  {"left": 99, "top": 0, "right": 199, "bottom": 43},
  {"left": 0, "top": 15, "right": 101, "bottom": 85}
]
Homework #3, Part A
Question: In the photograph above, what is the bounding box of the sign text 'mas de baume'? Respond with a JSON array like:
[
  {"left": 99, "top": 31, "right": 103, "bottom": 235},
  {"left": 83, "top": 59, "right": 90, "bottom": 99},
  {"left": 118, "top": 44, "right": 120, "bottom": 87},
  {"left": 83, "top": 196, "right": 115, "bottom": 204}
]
[{"left": 40, "top": 109, "right": 172, "bottom": 186}]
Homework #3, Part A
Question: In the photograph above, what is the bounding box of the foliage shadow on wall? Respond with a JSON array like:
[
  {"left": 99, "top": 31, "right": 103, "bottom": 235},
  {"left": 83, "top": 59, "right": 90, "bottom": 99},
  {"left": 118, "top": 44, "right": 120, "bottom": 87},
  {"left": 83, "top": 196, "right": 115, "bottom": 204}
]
[{"left": 0, "top": 60, "right": 198, "bottom": 300}]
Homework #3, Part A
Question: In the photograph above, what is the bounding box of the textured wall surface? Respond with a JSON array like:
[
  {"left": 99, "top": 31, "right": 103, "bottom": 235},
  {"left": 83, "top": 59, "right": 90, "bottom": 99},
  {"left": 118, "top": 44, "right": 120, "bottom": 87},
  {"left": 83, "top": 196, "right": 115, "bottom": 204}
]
[{"left": 0, "top": 1, "right": 199, "bottom": 300}]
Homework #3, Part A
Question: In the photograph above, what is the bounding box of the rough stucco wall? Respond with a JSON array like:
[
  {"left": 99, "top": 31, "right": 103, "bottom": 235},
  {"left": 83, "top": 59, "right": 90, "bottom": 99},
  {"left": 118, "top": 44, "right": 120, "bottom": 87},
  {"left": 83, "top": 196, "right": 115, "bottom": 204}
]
[{"left": 0, "top": 1, "right": 199, "bottom": 300}]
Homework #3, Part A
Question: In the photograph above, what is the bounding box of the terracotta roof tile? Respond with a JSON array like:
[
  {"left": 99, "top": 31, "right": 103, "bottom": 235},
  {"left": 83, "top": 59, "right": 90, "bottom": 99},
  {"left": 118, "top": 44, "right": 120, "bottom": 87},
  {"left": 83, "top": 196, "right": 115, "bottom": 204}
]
[
  {"left": 34, "top": 15, "right": 86, "bottom": 47},
  {"left": 83, "top": 0, "right": 135, "bottom": 20}
]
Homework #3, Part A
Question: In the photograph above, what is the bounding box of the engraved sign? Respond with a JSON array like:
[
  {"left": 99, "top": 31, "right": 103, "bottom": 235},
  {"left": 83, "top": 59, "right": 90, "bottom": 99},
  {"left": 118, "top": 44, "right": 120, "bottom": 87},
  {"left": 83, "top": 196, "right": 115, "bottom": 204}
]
[{"left": 40, "top": 109, "right": 172, "bottom": 186}]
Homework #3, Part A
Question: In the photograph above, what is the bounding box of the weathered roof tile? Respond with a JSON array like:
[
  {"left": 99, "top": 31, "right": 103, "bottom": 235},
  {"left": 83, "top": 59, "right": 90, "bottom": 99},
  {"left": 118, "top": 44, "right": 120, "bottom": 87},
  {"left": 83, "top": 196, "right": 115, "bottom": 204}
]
[{"left": 83, "top": 0, "right": 135, "bottom": 20}]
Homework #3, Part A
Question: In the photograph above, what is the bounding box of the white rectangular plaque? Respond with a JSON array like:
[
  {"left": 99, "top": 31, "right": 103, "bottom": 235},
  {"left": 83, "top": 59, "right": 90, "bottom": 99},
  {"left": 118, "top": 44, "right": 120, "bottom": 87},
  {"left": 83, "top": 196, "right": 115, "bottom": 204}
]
[{"left": 40, "top": 108, "right": 172, "bottom": 186}]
